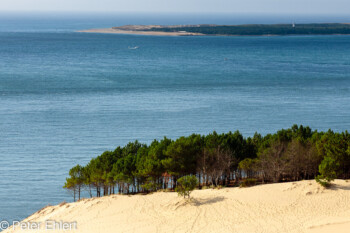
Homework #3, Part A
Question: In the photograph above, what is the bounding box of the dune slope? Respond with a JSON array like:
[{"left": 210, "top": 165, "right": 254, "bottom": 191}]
[{"left": 5, "top": 180, "right": 350, "bottom": 233}]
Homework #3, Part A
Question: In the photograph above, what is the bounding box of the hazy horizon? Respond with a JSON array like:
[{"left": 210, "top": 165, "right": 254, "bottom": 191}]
[
  {"left": 1, "top": 11, "right": 350, "bottom": 22},
  {"left": 1, "top": 11, "right": 350, "bottom": 30},
  {"left": 1, "top": 0, "right": 350, "bottom": 14}
]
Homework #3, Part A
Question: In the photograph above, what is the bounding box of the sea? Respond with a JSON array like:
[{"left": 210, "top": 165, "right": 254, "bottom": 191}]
[{"left": 1, "top": 12, "right": 350, "bottom": 224}]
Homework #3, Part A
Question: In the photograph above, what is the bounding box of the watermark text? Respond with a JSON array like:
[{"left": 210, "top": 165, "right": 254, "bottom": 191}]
[{"left": 0, "top": 220, "right": 77, "bottom": 231}]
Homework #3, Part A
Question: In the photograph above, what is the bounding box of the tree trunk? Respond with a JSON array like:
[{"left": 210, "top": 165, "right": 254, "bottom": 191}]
[
  {"left": 173, "top": 177, "right": 177, "bottom": 190},
  {"left": 88, "top": 185, "right": 92, "bottom": 198}
]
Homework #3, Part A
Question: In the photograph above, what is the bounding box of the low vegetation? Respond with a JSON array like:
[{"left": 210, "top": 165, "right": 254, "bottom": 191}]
[
  {"left": 64, "top": 125, "right": 350, "bottom": 200},
  {"left": 175, "top": 175, "right": 198, "bottom": 199},
  {"left": 145, "top": 24, "right": 350, "bottom": 36},
  {"left": 315, "top": 156, "right": 339, "bottom": 187},
  {"left": 240, "top": 178, "right": 257, "bottom": 188}
]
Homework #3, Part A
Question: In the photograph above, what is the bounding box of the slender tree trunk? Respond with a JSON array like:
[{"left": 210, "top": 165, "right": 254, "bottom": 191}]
[
  {"left": 88, "top": 184, "right": 92, "bottom": 198},
  {"left": 173, "top": 177, "right": 177, "bottom": 190}
]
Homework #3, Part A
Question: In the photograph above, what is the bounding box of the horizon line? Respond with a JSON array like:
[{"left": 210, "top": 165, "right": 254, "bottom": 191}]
[{"left": 1, "top": 10, "right": 350, "bottom": 16}]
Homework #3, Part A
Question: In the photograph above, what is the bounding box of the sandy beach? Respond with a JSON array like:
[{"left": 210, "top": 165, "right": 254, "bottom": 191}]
[
  {"left": 4, "top": 179, "right": 350, "bottom": 233},
  {"left": 78, "top": 28, "right": 204, "bottom": 36}
]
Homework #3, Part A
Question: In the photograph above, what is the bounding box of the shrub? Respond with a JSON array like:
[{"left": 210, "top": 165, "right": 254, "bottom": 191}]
[
  {"left": 315, "top": 156, "right": 338, "bottom": 188},
  {"left": 315, "top": 177, "right": 331, "bottom": 188},
  {"left": 175, "top": 175, "right": 198, "bottom": 199},
  {"left": 240, "top": 178, "right": 257, "bottom": 188}
]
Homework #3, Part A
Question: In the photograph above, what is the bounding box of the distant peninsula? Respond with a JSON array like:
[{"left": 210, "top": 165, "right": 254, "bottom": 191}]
[{"left": 79, "top": 23, "right": 350, "bottom": 36}]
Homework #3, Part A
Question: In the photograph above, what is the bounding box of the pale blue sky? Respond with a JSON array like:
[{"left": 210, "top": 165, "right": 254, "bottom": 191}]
[{"left": 1, "top": 0, "right": 349, "bottom": 14}]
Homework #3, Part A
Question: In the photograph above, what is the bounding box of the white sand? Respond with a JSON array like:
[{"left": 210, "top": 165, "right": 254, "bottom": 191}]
[
  {"left": 78, "top": 28, "right": 204, "bottom": 36},
  {"left": 5, "top": 179, "right": 350, "bottom": 233}
]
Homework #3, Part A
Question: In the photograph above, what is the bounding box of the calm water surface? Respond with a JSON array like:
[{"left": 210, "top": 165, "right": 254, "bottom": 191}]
[{"left": 1, "top": 13, "right": 350, "bottom": 222}]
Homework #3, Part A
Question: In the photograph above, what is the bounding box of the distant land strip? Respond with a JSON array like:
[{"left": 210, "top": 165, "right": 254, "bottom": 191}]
[{"left": 78, "top": 23, "right": 350, "bottom": 36}]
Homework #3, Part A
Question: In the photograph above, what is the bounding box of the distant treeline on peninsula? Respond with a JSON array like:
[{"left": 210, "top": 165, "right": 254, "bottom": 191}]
[
  {"left": 143, "top": 23, "right": 350, "bottom": 36},
  {"left": 64, "top": 125, "right": 350, "bottom": 201}
]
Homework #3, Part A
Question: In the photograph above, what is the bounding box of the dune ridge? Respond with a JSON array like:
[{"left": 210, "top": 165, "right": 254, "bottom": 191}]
[{"left": 4, "top": 180, "right": 350, "bottom": 233}]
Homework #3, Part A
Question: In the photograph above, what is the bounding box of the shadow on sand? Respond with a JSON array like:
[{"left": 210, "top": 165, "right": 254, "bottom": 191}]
[
  {"left": 191, "top": 196, "right": 226, "bottom": 206},
  {"left": 330, "top": 182, "right": 350, "bottom": 191},
  {"left": 172, "top": 196, "right": 226, "bottom": 210}
]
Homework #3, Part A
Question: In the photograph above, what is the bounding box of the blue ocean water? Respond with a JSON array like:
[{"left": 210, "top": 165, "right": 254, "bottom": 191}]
[{"left": 1, "top": 13, "right": 350, "bottom": 223}]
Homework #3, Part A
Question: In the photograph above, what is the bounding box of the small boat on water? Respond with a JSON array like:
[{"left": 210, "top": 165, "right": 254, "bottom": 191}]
[{"left": 128, "top": 46, "right": 139, "bottom": 50}]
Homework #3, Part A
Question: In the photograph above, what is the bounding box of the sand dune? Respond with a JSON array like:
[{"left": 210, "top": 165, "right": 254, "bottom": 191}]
[{"left": 4, "top": 180, "right": 350, "bottom": 233}]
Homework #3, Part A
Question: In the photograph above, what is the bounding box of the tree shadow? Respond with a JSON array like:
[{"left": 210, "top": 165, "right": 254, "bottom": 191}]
[
  {"left": 191, "top": 196, "right": 226, "bottom": 206},
  {"left": 330, "top": 182, "right": 350, "bottom": 191}
]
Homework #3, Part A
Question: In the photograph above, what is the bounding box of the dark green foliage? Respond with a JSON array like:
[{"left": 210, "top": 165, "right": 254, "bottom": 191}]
[
  {"left": 175, "top": 175, "right": 198, "bottom": 198},
  {"left": 63, "top": 165, "right": 85, "bottom": 201},
  {"left": 316, "top": 156, "right": 339, "bottom": 187},
  {"left": 145, "top": 24, "right": 350, "bottom": 36},
  {"left": 163, "top": 135, "right": 202, "bottom": 177},
  {"left": 240, "top": 178, "right": 257, "bottom": 188},
  {"left": 64, "top": 125, "right": 350, "bottom": 201}
]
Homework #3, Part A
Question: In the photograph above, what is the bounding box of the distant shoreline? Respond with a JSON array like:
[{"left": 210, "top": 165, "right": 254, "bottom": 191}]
[
  {"left": 78, "top": 23, "right": 350, "bottom": 36},
  {"left": 78, "top": 28, "right": 204, "bottom": 36}
]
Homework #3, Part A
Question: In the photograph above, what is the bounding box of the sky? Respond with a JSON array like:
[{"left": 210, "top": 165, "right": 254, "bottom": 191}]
[{"left": 0, "top": 0, "right": 350, "bottom": 14}]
